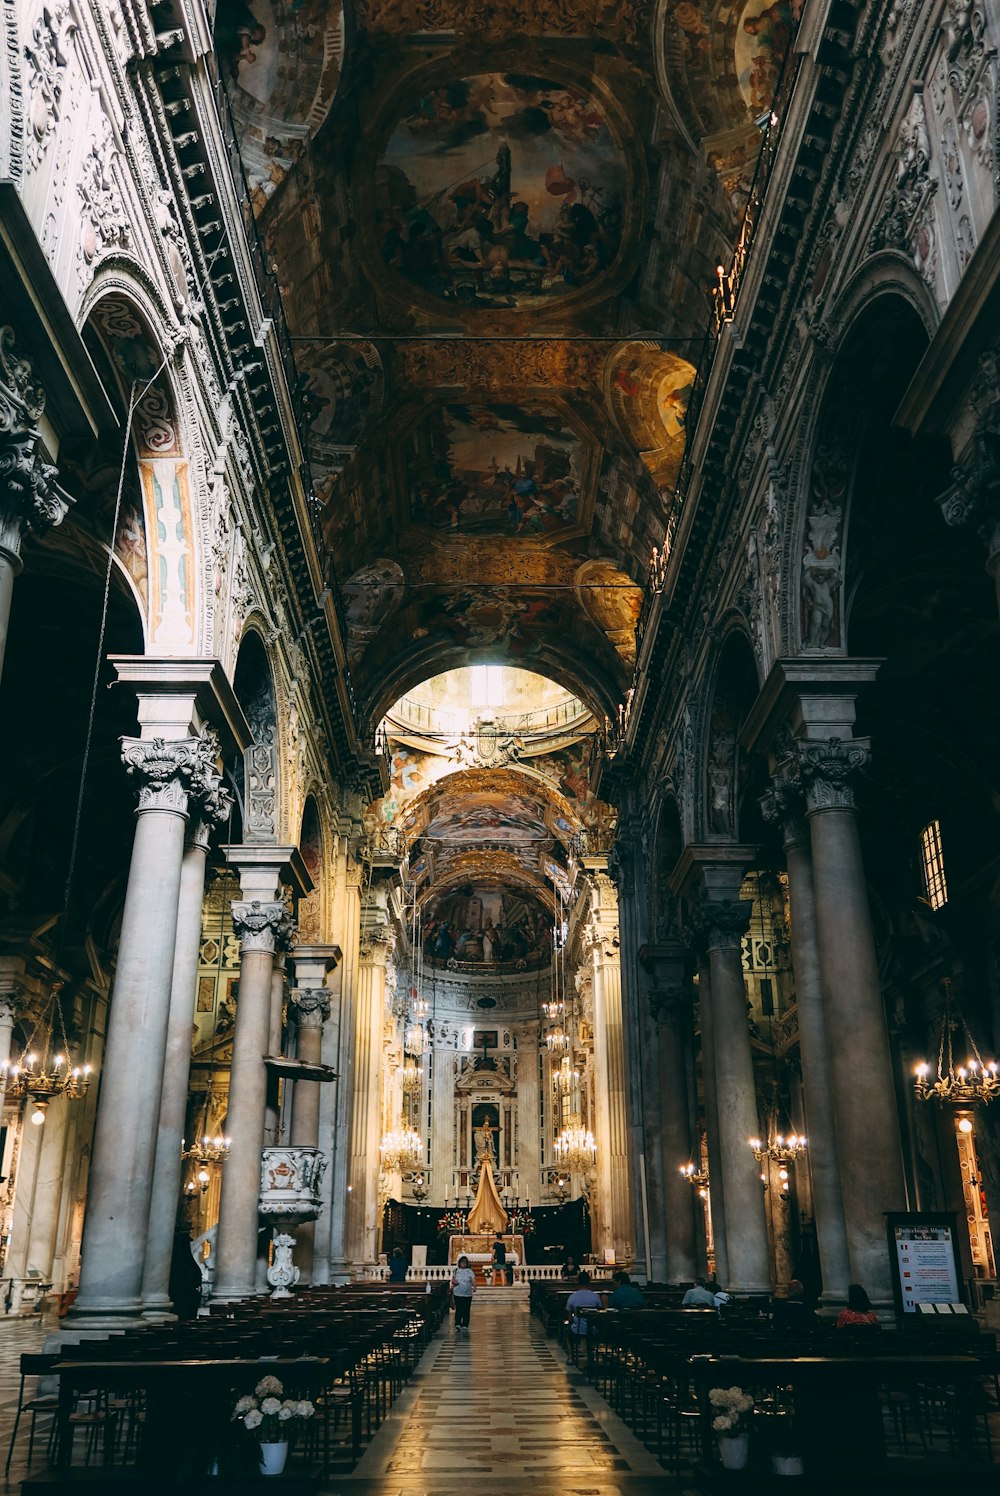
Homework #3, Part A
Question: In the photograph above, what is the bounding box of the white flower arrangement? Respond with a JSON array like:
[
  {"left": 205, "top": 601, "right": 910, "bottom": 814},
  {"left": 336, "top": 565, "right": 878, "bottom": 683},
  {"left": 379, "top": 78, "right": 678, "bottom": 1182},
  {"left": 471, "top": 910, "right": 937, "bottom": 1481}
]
[
  {"left": 709, "top": 1385, "right": 754, "bottom": 1435},
  {"left": 232, "top": 1378, "right": 316, "bottom": 1444}
]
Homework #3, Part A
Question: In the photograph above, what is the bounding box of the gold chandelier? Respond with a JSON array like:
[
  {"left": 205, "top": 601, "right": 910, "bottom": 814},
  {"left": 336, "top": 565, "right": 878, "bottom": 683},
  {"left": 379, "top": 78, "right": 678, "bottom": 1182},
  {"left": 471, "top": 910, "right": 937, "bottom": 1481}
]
[
  {"left": 553, "top": 1057, "right": 580, "bottom": 1091},
  {"left": 399, "top": 1057, "right": 423, "bottom": 1094},
  {"left": 749, "top": 1130, "right": 807, "bottom": 1165},
  {"left": 553, "top": 1117, "right": 596, "bottom": 1173},
  {"left": 915, "top": 980, "right": 1000, "bottom": 1105},
  {"left": 182, "top": 1132, "right": 231, "bottom": 1165},
  {"left": 680, "top": 1160, "right": 709, "bottom": 1188},
  {"left": 379, "top": 1127, "right": 423, "bottom": 1172},
  {"left": 545, "top": 1028, "right": 569, "bottom": 1052},
  {"left": 1, "top": 989, "right": 93, "bottom": 1124}
]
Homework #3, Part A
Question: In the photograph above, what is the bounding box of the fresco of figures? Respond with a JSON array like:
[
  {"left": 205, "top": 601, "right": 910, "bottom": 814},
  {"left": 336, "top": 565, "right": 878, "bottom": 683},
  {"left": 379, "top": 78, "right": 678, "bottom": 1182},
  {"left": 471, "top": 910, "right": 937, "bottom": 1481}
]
[
  {"left": 422, "top": 882, "right": 552, "bottom": 968},
  {"left": 407, "top": 403, "right": 583, "bottom": 535},
  {"left": 375, "top": 72, "right": 625, "bottom": 308}
]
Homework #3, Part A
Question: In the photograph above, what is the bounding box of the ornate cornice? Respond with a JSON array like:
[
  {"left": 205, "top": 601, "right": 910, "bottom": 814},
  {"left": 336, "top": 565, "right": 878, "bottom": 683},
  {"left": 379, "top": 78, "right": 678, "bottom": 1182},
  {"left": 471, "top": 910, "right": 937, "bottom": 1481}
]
[{"left": 231, "top": 899, "right": 291, "bottom": 955}]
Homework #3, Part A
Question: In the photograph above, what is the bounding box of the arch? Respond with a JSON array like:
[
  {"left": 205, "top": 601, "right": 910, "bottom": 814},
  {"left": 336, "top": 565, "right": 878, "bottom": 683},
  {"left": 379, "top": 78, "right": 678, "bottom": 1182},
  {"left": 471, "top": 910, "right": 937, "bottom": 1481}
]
[
  {"left": 790, "top": 293, "right": 930, "bottom": 657},
  {"left": 297, "top": 792, "right": 327, "bottom": 942},
  {"left": 603, "top": 342, "right": 698, "bottom": 489},
  {"left": 363, "top": 637, "right": 620, "bottom": 730},
  {"left": 650, "top": 792, "right": 685, "bottom": 942},
  {"left": 232, "top": 625, "right": 280, "bottom": 842},
  {"left": 76, "top": 286, "right": 201, "bottom": 655}
]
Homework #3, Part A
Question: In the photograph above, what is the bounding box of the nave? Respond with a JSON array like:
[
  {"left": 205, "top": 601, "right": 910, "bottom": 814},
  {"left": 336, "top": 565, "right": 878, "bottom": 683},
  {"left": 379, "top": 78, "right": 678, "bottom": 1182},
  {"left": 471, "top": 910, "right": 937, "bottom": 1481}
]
[{"left": 333, "top": 1298, "right": 669, "bottom": 1496}]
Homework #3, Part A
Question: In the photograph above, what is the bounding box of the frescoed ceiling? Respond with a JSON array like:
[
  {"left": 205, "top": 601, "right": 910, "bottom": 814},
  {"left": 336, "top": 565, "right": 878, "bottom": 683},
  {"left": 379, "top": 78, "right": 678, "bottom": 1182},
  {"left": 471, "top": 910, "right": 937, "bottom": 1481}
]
[{"left": 218, "top": 0, "right": 799, "bottom": 724}]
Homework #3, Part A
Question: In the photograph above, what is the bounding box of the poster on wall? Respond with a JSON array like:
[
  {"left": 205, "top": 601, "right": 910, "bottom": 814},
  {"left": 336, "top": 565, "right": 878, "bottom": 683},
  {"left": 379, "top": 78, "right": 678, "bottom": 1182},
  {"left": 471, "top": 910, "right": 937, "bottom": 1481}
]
[{"left": 886, "top": 1212, "right": 962, "bottom": 1316}]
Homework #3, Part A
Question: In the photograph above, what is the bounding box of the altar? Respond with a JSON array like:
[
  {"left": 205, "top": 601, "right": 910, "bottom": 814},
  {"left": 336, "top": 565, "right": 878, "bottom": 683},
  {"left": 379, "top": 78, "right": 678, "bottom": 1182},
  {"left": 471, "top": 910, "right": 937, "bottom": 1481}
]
[{"left": 448, "top": 1235, "right": 524, "bottom": 1280}]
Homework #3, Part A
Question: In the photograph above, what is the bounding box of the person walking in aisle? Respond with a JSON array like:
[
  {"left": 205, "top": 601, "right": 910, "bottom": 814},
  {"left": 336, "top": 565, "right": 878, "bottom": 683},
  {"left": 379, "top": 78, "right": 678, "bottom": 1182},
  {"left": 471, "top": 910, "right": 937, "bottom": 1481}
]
[{"left": 452, "top": 1254, "right": 475, "bottom": 1333}]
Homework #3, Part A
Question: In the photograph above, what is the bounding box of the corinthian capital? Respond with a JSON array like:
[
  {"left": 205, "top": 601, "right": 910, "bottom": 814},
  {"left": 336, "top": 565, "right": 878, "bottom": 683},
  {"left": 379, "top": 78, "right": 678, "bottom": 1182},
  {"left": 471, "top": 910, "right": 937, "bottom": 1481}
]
[
  {"left": 231, "top": 899, "right": 290, "bottom": 954},
  {"left": 789, "top": 737, "right": 870, "bottom": 814},
  {"left": 701, "top": 900, "right": 750, "bottom": 952},
  {"left": 759, "top": 777, "right": 807, "bottom": 849},
  {"left": 291, "top": 987, "right": 331, "bottom": 1027},
  {"left": 0, "top": 327, "right": 67, "bottom": 562},
  {"left": 188, "top": 727, "right": 234, "bottom": 828},
  {"left": 120, "top": 736, "right": 207, "bottom": 815}
]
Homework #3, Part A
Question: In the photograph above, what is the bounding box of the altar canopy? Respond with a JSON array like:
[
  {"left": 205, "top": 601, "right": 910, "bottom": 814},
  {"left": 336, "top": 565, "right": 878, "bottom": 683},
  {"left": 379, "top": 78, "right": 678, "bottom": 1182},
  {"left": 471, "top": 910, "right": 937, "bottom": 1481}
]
[{"left": 467, "top": 1156, "right": 508, "bottom": 1235}]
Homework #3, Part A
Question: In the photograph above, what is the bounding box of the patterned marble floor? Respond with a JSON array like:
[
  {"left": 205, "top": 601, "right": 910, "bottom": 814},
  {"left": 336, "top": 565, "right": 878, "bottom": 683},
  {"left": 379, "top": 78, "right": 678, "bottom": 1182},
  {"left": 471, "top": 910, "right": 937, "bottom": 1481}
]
[
  {"left": 329, "top": 1297, "right": 683, "bottom": 1496},
  {"left": 0, "top": 1315, "right": 51, "bottom": 1493}
]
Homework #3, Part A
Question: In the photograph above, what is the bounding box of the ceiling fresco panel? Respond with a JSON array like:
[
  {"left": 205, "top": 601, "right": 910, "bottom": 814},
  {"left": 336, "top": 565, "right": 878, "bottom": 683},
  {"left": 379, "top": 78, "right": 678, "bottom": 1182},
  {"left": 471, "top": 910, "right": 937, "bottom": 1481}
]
[{"left": 372, "top": 71, "right": 631, "bottom": 313}]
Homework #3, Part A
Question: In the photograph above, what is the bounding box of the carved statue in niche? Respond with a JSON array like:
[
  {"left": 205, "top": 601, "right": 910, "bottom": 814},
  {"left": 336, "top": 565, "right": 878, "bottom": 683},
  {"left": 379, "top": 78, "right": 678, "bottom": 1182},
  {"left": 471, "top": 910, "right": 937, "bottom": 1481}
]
[
  {"left": 707, "top": 730, "right": 736, "bottom": 834},
  {"left": 801, "top": 499, "right": 843, "bottom": 649}
]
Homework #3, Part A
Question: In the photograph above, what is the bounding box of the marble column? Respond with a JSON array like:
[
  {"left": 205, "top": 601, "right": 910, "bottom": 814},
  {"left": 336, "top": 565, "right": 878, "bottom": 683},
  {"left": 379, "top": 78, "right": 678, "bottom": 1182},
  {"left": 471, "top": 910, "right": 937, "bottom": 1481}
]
[
  {"left": 287, "top": 987, "right": 331, "bottom": 1284},
  {"left": 640, "top": 944, "right": 697, "bottom": 1284},
  {"left": 761, "top": 781, "right": 851, "bottom": 1305},
  {"left": 0, "top": 328, "right": 69, "bottom": 685},
  {"left": 702, "top": 895, "right": 771, "bottom": 1293},
  {"left": 0, "top": 979, "right": 21, "bottom": 1081},
  {"left": 695, "top": 954, "right": 729, "bottom": 1287},
  {"left": 73, "top": 726, "right": 224, "bottom": 1322},
  {"left": 654, "top": 999, "right": 698, "bottom": 1284},
  {"left": 344, "top": 911, "right": 393, "bottom": 1269},
  {"left": 587, "top": 869, "right": 632, "bottom": 1264},
  {"left": 22, "top": 1096, "right": 70, "bottom": 1284},
  {"left": 213, "top": 877, "right": 294, "bottom": 1301},
  {"left": 325, "top": 855, "right": 362, "bottom": 1282},
  {"left": 141, "top": 801, "right": 228, "bottom": 1320},
  {"left": 793, "top": 738, "right": 906, "bottom": 1303}
]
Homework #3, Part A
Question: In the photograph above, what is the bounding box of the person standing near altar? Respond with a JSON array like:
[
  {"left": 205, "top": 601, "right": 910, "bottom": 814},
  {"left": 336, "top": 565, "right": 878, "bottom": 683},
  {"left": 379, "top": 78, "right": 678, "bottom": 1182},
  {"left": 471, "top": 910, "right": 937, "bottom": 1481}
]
[
  {"left": 452, "top": 1255, "right": 475, "bottom": 1333},
  {"left": 492, "top": 1232, "right": 508, "bottom": 1285}
]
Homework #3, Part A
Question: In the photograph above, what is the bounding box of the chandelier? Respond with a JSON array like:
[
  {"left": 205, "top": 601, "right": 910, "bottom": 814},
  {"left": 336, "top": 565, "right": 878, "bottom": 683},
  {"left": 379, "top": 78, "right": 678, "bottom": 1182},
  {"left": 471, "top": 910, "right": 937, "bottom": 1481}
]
[
  {"left": 553, "top": 1118, "right": 596, "bottom": 1173},
  {"left": 553, "top": 1057, "right": 579, "bottom": 1091},
  {"left": 749, "top": 1131, "right": 807, "bottom": 1165},
  {"left": 915, "top": 980, "right": 1000, "bottom": 1105},
  {"left": 182, "top": 1132, "right": 231, "bottom": 1165},
  {"left": 680, "top": 1161, "right": 709, "bottom": 1188},
  {"left": 405, "top": 1023, "right": 426, "bottom": 1056},
  {"left": 545, "top": 1028, "right": 569, "bottom": 1052},
  {"left": 1, "top": 989, "right": 93, "bottom": 1123},
  {"left": 399, "top": 1058, "right": 423, "bottom": 1094},
  {"left": 411, "top": 993, "right": 429, "bottom": 1022},
  {"left": 379, "top": 1128, "right": 423, "bottom": 1172},
  {"left": 542, "top": 998, "right": 564, "bottom": 1021}
]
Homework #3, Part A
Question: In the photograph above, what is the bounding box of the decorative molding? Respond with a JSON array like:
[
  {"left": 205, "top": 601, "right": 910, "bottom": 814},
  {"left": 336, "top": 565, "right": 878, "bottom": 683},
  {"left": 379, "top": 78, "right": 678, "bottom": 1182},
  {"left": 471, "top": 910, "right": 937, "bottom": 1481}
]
[
  {"left": 78, "top": 114, "right": 129, "bottom": 264},
  {"left": 24, "top": 1, "right": 75, "bottom": 172},
  {"left": 759, "top": 778, "right": 808, "bottom": 850}
]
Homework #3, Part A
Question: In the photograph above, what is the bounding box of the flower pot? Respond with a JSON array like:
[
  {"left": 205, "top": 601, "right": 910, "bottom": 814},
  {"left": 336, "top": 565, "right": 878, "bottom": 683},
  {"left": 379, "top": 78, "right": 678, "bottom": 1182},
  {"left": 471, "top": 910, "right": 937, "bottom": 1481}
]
[
  {"left": 772, "top": 1454, "right": 804, "bottom": 1476},
  {"left": 259, "top": 1440, "right": 289, "bottom": 1476},
  {"left": 718, "top": 1433, "right": 750, "bottom": 1470}
]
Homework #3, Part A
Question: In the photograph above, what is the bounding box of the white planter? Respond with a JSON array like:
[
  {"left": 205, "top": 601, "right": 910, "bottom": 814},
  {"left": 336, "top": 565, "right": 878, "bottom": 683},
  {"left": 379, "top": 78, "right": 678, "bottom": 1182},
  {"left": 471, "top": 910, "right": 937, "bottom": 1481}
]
[
  {"left": 259, "top": 1439, "right": 289, "bottom": 1476},
  {"left": 772, "top": 1454, "right": 804, "bottom": 1476},
  {"left": 718, "top": 1433, "right": 750, "bottom": 1470}
]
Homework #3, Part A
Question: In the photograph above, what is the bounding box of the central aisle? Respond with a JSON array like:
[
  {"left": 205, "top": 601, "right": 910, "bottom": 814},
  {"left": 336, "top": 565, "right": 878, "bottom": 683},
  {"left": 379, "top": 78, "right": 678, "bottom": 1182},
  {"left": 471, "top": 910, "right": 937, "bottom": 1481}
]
[{"left": 334, "top": 1297, "right": 678, "bottom": 1495}]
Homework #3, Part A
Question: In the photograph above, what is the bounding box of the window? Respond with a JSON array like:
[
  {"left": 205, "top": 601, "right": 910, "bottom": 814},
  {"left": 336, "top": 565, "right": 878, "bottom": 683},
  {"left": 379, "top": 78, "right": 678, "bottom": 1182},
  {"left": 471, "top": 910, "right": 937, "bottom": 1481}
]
[
  {"left": 920, "top": 819, "right": 948, "bottom": 910},
  {"left": 470, "top": 665, "right": 504, "bottom": 707}
]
